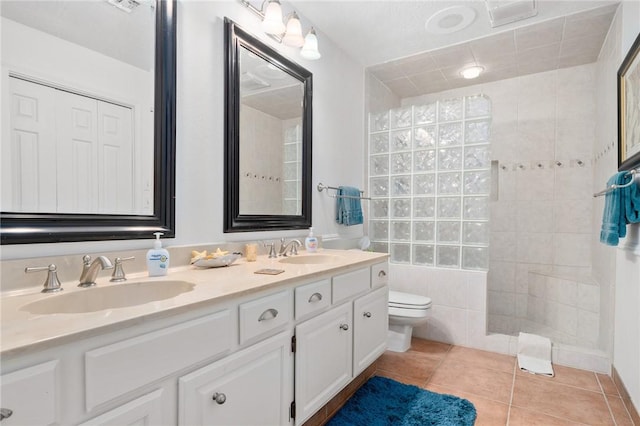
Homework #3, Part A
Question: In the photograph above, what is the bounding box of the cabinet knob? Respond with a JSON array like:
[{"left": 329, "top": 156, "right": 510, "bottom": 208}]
[
  {"left": 308, "top": 292, "right": 323, "bottom": 303},
  {"left": 258, "top": 308, "right": 278, "bottom": 322},
  {"left": 363, "top": 311, "right": 372, "bottom": 318},
  {"left": 0, "top": 408, "right": 13, "bottom": 421},
  {"left": 378, "top": 270, "right": 386, "bottom": 277},
  {"left": 339, "top": 323, "right": 349, "bottom": 331},
  {"left": 212, "top": 392, "right": 227, "bottom": 405}
]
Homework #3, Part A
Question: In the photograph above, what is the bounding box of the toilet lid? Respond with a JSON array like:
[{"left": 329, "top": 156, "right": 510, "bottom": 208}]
[{"left": 388, "top": 290, "right": 432, "bottom": 309}]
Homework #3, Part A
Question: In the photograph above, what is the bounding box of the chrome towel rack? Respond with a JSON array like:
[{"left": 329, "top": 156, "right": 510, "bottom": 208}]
[
  {"left": 593, "top": 169, "right": 638, "bottom": 198},
  {"left": 317, "top": 183, "right": 371, "bottom": 200}
]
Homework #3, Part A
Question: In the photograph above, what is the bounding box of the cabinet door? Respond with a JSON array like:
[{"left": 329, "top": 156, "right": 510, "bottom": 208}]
[
  {"left": 179, "top": 331, "right": 293, "bottom": 426},
  {"left": 295, "top": 303, "right": 352, "bottom": 425},
  {"left": 78, "top": 389, "right": 164, "bottom": 426},
  {"left": 353, "top": 286, "right": 389, "bottom": 376},
  {"left": 0, "top": 360, "right": 58, "bottom": 425}
]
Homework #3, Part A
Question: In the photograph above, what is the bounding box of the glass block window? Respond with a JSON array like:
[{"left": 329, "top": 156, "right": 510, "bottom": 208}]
[
  {"left": 368, "top": 95, "right": 491, "bottom": 270},
  {"left": 282, "top": 122, "right": 302, "bottom": 215}
]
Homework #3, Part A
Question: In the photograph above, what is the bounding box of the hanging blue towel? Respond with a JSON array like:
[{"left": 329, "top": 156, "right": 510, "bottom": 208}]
[
  {"left": 336, "top": 186, "right": 364, "bottom": 226},
  {"left": 600, "top": 171, "right": 640, "bottom": 246}
]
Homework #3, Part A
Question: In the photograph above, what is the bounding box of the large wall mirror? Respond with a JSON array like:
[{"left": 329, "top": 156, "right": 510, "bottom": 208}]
[
  {"left": 0, "top": 0, "right": 176, "bottom": 244},
  {"left": 224, "top": 18, "right": 312, "bottom": 232}
]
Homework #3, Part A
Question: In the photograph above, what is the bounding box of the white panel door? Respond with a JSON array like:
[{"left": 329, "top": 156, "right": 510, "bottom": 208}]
[
  {"left": 55, "top": 90, "right": 98, "bottom": 213},
  {"left": 3, "top": 77, "right": 57, "bottom": 212},
  {"left": 179, "top": 331, "right": 293, "bottom": 426},
  {"left": 295, "top": 303, "right": 352, "bottom": 425},
  {"left": 97, "top": 101, "right": 133, "bottom": 214},
  {"left": 353, "top": 286, "right": 389, "bottom": 376}
]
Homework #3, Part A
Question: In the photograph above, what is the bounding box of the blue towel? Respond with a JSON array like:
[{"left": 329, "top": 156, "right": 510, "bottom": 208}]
[
  {"left": 600, "top": 171, "right": 640, "bottom": 246},
  {"left": 336, "top": 186, "right": 364, "bottom": 226}
]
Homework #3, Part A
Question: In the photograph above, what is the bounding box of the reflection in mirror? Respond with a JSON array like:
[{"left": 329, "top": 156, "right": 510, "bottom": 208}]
[
  {"left": 0, "top": 0, "right": 176, "bottom": 244},
  {"left": 239, "top": 46, "right": 304, "bottom": 216},
  {"left": 225, "top": 18, "right": 312, "bottom": 232},
  {"left": 1, "top": 0, "right": 155, "bottom": 215}
]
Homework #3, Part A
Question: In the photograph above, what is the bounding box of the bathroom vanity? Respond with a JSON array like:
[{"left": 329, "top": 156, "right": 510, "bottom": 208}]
[{"left": 0, "top": 249, "right": 389, "bottom": 425}]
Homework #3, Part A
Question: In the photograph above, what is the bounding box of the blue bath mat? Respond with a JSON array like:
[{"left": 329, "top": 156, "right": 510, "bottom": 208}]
[{"left": 327, "top": 376, "right": 476, "bottom": 426}]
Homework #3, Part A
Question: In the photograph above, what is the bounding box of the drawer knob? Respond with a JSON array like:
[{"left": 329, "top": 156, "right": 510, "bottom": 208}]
[
  {"left": 212, "top": 393, "right": 227, "bottom": 404},
  {"left": 0, "top": 408, "right": 13, "bottom": 420},
  {"left": 363, "top": 311, "right": 372, "bottom": 318},
  {"left": 339, "top": 323, "right": 349, "bottom": 331},
  {"left": 308, "top": 292, "right": 323, "bottom": 303},
  {"left": 378, "top": 270, "right": 386, "bottom": 277},
  {"left": 258, "top": 308, "right": 279, "bottom": 322}
]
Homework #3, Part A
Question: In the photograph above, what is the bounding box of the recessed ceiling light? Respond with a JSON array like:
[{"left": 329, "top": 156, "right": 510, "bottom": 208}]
[
  {"left": 460, "top": 65, "right": 484, "bottom": 79},
  {"left": 425, "top": 6, "right": 476, "bottom": 35}
]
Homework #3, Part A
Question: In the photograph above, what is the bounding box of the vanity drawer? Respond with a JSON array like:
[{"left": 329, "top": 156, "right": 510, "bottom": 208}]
[
  {"left": 85, "top": 309, "right": 233, "bottom": 410},
  {"left": 0, "top": 360, "right": 58, "bottom": 425},
  {"left": 239, "top": 290, "right": 292, "bottom": 345},
  {"left": 332, "top": 268, "right": 370, "bottom": 304},
  {"left": 295, "top": 279, "right": 331, "bottom": 319},
  {"left": 371, "top": 262, "right": 389, "bottom": 289}
]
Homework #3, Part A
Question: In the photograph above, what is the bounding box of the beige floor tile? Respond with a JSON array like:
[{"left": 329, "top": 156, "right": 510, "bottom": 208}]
[
  {"left": 428, "top": 357, "right": 514, "bottom": 403},
  {"left": 376, "top": 350, "right": 440, "bottom": 383},
  {"left": 512, "top": 375, "right": 614, "bottom": 425},
  {"left": 508, "top": 406, "right": 585, "bottom": 425},
  {"left": 409, "top": 338, "right": 451, "bottom": 359},
  {"left": 375, "top": 370, "right": 427, "bottom": 388},
  {"left": 606, "top": 395, "right": 635, "bottom": 426},
  {"left": 597, "top": 373, "right": 620, "bottom": 396},
  {"left": 447, "top": 345, "right": 516, "bottom": 373},
  {"left": 516, "top": 363, "right": 601, "bottom": 392},
  {"left": 426, "top": 383, "right": 509, "bottom": 426}
]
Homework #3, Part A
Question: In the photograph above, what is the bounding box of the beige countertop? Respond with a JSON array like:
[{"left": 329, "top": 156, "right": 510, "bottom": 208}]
[{"left": 1, "top": 249, "right": 388, "bottom": 357}]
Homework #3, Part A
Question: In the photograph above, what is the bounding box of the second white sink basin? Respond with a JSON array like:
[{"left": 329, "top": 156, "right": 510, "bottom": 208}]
[
  {"left": 279, "top": 254, "right": 341, "bottom": 265},
  {"left": 21, "top": 280, "right": 195, "bottom": 315}
]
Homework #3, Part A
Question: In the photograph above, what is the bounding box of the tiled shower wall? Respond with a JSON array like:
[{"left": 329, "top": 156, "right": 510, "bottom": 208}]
[{"left": 401, "top": 62, "right": 600, "bottom": 349}]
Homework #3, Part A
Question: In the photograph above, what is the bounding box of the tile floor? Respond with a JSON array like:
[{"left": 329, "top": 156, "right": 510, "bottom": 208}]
[{"left": 373, "top": 338, "right": 638, "bottom": 425}]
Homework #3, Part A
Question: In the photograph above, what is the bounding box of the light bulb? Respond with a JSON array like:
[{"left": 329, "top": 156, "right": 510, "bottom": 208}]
[
  {"left": 460, "top": 65, "right": 484, "bottom": 79},
  {"left": 300, "top": 28, "right": 321, "bottom": 60},
  {"left": 282, "top": 12, "right": 304, "bottom": 47},
  {"left": 262, "top": 0, "right": 285, "bottom": 35}
]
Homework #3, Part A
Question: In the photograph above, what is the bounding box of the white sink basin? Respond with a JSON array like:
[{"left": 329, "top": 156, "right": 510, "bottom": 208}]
[
  {"left": 21, "top": 280, "right": 195, "bottom": 315},
  {"left": 279, "top": 254, "right": 341, "bottom": 265}
]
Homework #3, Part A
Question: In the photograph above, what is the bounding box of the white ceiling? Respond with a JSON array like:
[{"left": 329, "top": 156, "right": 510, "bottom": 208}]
[
  {"left": 0, "top": 0, "right": 155, "bottom": 71},
  {"left": 293, "top": 0, "right": 621, "bottom": 97}
]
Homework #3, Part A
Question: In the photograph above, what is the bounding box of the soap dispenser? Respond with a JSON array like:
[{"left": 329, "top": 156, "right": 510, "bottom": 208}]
[
  {"left": 305, "top": 227, "right": 318, "bottom": 253},
  {"left": 147, "top": 232, "right": 170, "bottom": 276}
]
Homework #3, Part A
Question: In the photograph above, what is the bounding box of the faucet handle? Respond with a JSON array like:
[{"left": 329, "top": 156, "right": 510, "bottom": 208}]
[
  {"left": 110, "top": 257, "right": 135, "bottom": 282},
  {"left": 25, "top": 264, "right": 63, "bottom": 293},
  {"left": 263, "top": 241, "right": 277, "bottom": 258}
]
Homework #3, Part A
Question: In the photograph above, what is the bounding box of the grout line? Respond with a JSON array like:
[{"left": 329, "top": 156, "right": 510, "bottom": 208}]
[
  {"left": 597, "top": 372, "right": 630, "bottom": 426},
  {"left": 505, "top": 361, "right": 517, "bottom": 425}
]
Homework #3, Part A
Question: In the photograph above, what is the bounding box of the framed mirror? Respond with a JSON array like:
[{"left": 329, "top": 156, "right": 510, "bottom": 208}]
[
  {"left": 224, "top": 18, "right": 312, "bottom": 232},
  {"left": 0, "top": 0, "right": 176, "bottom": 244}
]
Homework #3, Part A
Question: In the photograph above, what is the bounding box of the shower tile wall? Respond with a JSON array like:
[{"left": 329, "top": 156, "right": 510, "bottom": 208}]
[{"left": 403, "top": 63, "right": 600, "bottom": 348}]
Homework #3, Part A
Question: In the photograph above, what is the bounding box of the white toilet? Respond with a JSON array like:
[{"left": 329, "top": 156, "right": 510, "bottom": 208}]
[{"left": 387, "top": 290, "right": 432, "bottom": 352}]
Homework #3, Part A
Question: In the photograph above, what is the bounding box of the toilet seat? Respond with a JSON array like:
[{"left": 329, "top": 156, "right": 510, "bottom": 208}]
[{"left": 388, "top": 291, "right": 432, "bottom": 310}]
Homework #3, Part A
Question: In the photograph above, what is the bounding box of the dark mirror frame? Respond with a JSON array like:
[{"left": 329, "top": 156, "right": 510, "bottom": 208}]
[
  {"left": 224, "top": 18, "right": 312, "bottom": 233},
  {"left": 1, "top": 0, "right": 177, "bottom": 245}
]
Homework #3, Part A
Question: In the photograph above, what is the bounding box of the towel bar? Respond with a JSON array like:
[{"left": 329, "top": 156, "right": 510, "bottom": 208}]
[
  {"left": 317, "top": 183, "right": 371, "bottom": 200},
  {"left": 593, "top": 169, "right": 638, "bottom": 197}
]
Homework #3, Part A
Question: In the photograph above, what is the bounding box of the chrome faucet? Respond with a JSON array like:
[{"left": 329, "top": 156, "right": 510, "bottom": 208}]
[
  {"left": 279, "top": 238, "right": 302, "bottom": 256},
  {"left": 78, "top": 255, "right": 113, "bottom": 287}
]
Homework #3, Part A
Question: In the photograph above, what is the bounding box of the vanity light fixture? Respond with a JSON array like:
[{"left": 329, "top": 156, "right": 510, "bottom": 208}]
[
  {"left": 239, "top": 0, "right": 321, "bottom": 60},
  {"left": 460, "top": 65, "right": 484, "bottom": 79}
]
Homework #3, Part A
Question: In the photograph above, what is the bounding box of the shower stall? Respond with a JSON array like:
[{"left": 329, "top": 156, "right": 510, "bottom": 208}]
[{"left": 366, "top": 62, "right": 608, "bottom": 362}]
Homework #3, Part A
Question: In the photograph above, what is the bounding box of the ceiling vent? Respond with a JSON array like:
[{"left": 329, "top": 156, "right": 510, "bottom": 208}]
[{"left": 485, "top": 0, "right": 537, "bottom": 27}]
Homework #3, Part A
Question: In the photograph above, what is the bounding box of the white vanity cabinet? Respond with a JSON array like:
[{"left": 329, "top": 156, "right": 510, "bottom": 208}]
[
  {"left": 0, "top": 256, "right": 390, "bottom": 426},
  {"left": 0, "top": 360, "right": 59, "bottom": 425},
  {"left": 179, "top": 331, "right": 293, "bottom": 426}
]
